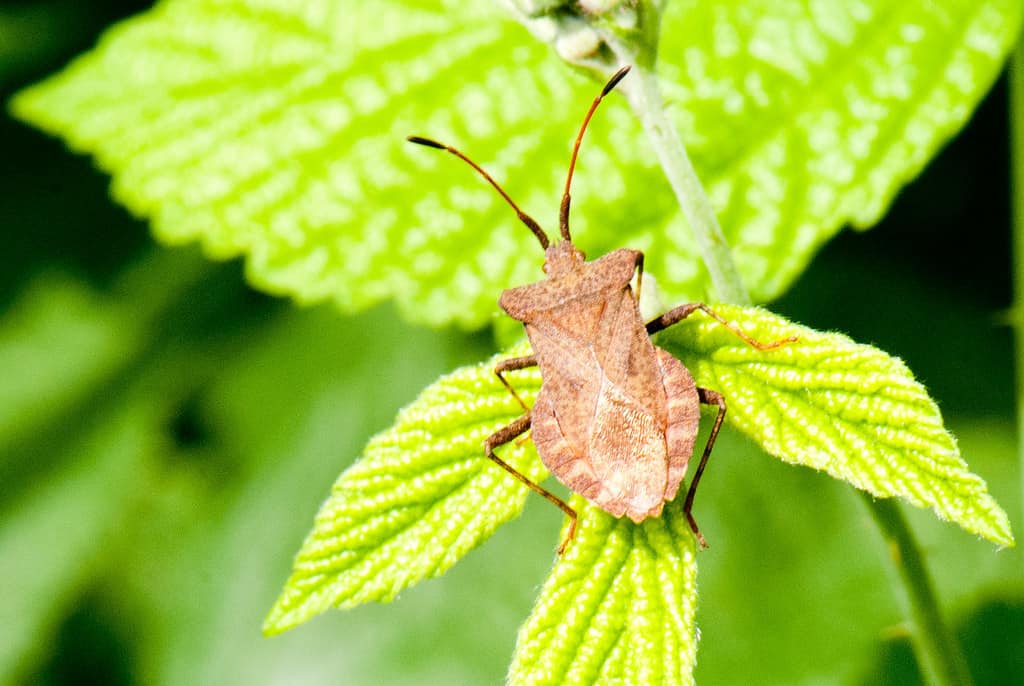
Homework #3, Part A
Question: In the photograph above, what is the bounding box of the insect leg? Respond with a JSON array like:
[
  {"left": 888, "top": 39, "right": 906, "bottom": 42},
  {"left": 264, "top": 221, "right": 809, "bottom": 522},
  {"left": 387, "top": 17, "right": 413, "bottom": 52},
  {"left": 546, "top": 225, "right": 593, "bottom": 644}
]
[
  {"left": 485, "top": 413, "right": 578, "bottom": 554},
  {"left": 646, "top": 302, "right": 797, "bottom": 350},
  {"left": 494, "top": 354, "right": 538, "bottom": 413},
  {"left": 683, "top": 387, "right": 727, "bottom": 550}
]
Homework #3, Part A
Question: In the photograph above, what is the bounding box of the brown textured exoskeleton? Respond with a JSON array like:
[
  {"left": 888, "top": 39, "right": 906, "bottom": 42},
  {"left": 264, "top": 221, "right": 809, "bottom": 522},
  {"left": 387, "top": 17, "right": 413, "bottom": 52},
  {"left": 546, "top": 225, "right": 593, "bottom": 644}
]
[{"left": 408, "top": 66, "right": 793, "bottom": 553}]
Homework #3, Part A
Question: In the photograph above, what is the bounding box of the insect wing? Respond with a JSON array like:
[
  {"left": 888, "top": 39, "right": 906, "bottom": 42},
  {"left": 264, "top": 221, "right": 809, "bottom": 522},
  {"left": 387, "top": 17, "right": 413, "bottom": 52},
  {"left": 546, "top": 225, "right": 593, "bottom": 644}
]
[
  {"left": 587, "top": 377, "right": 670, "bottom": 521},
  {"left": 525, "top": 285, "right": 680, "bottom": 522},
  {"left": 524, "top": 317, "right": 603, "bottom": 452}
]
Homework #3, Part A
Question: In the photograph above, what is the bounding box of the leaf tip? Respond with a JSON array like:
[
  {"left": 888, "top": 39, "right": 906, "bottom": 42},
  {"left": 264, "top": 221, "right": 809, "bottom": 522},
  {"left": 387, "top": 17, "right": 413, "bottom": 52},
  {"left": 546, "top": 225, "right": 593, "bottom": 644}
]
[
  {"left": 986, "top": 512, "right": 1015, "bottom": 549},
  {"left": 8, "top": 84, "right": 44, "bottom": 128},
  {"left": 261, "top": 597, "right": 298, "bottom": 637}
]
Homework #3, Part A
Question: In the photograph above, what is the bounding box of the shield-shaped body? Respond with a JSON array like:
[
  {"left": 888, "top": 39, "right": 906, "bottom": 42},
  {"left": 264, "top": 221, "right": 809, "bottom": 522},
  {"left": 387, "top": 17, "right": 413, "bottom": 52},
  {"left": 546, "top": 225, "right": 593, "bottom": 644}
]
[{"left": 500, "top": 247, "right": 701, "bottom": 522}]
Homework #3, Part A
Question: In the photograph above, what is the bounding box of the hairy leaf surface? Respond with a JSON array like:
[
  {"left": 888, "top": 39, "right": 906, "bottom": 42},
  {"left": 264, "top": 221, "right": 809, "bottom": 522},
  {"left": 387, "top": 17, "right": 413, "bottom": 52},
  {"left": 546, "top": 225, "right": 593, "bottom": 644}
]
[
  {"left": 656, "top": 304, "right": 1014, "bottom": 547},
  {"left": 270, "top": 302, "right": 1013, "bottom": 645},
  {"left": 264, "top": 344, "right": 546, "bottom": 634},
  {"left": 509, "top": 498, "right": 698, "bottom": 686}
]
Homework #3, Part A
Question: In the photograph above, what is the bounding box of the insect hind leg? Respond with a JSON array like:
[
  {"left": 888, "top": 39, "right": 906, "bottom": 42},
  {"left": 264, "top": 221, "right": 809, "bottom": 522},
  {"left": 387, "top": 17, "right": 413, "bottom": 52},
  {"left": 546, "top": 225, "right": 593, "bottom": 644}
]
[
  {"left": 683, "top": 387, "right": 727, "bottom": 550},
  {"left": 485, "top": 412, "right": 578, "bottom": 554}
]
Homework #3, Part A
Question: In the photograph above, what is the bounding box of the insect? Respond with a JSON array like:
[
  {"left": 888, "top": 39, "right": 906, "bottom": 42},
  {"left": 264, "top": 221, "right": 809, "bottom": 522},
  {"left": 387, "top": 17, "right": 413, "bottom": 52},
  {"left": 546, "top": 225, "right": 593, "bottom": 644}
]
[{"left": 408, "top": 66, "right": 793, "bottom": 552}]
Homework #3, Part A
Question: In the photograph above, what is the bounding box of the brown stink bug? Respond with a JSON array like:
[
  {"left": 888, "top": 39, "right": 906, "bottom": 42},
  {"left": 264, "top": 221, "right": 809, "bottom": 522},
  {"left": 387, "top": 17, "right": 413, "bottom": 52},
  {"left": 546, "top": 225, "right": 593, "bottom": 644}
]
[{"left": 408, "top": 66, "right": 793, "bottom": 552}]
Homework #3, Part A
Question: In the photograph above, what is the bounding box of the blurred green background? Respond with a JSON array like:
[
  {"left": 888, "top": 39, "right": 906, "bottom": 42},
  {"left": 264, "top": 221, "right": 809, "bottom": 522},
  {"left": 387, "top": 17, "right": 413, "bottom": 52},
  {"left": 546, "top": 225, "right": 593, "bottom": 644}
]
[{"left": 2, "top": 2, "right": 1021, "bottom": 685}]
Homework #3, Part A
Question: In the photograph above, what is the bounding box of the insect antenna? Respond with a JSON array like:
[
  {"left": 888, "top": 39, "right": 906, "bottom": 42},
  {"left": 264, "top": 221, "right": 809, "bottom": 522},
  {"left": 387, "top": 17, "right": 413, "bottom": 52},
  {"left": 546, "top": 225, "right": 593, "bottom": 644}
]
[
  {"left": 406, "top": 136, "right": 550, "bottom": 250},
  {"left": 559, "top": 65, "right": 631, "bottom": 243}
]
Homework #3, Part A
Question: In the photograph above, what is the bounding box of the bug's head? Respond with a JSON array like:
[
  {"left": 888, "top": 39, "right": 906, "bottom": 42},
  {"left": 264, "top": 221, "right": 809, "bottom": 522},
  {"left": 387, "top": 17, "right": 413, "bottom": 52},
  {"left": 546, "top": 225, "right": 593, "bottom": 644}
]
[{"left": 542, "top": 240, "right": 586, "bottom": 276}]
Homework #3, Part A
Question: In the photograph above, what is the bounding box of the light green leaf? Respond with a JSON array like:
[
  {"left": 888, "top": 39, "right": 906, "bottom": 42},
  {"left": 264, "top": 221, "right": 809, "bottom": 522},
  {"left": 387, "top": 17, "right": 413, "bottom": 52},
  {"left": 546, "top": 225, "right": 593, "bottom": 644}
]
[
  {"left": 263, "top": 343, "right": 548, "bottom": 635},
  {"left": 509, "top": 497, "right": 698, "bottom": 686},
  {"left": 12, "top": 1, "right": 1020, "bottom": 327},
  {"left": 655, "top": 303, "right": 1014, "bottom": 547},
  {"left": 268, "top": 300, "right": 1012, "bottom": 643},
  {"left": 10, "top": 0, "right": 595, "bottom": 329},
  {"left": 657, "top": 0, "right": 1024, "bottom": 301}
]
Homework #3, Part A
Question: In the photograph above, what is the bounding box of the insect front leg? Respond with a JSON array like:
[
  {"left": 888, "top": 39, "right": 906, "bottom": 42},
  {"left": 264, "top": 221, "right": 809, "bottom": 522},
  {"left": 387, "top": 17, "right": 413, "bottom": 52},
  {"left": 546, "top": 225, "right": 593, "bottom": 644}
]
[
  {"left": 646, "top": 302, "right": 797, "bottom": 350},
  {"left": 494, "top": 354, "right": 537, "bottom": 413},
  {"left": 683, "top": 387, "right": 727, "bottom": 550},
  {"left": 485, "top": 413, "right": 578, "bottom": 554}
]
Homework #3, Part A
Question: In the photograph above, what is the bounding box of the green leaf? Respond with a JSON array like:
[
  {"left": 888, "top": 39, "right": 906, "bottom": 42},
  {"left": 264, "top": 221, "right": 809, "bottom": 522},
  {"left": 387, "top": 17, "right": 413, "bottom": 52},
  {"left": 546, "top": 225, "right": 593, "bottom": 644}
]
[
  {"left": 509, "top": 497, "right": 698, "bottom": 686},
  {"left": 263, "top": 343, "right": 548, "bottom": 635},
  {"left": 12, "top": 1, "right": 1020, "bottom": 326},
  {"left": 11, "top": 0, "right": 587, "bottom": 329},
  {"left": 657, "top": 0, "right": 1024, "bottom": 302},
  {"left": 655, "top": 303, "right": 1014, "bottom": 547}
]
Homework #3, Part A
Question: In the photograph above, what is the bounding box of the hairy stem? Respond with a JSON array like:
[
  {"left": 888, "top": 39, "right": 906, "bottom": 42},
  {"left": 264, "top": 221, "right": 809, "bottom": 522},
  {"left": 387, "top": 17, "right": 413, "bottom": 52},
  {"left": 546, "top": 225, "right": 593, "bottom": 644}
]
[
  {"left": 863, "top": 496, "right": 974, "bottom": 686},
  {"left": 1010, "top": 20, "right": 1024, "bottom": 550},
  {"left": 573, "top": 0, "right": 749, "bottom": 303},
  {"left": 622, "top": 63, "right": 750, "bottom": 304}
]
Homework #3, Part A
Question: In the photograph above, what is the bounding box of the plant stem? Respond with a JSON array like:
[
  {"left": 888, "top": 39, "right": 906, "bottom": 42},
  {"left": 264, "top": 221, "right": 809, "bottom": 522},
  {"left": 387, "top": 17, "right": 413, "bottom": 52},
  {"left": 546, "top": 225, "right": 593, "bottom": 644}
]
[
  {"left": 862, "top": 495, "right": 974, "bottom": 686},
  {"left": 1009, "top": 22, "right": 1024, "bottom": 555},
  {"left": 622, "top": 63, "right": 750, "bottom": 304}
]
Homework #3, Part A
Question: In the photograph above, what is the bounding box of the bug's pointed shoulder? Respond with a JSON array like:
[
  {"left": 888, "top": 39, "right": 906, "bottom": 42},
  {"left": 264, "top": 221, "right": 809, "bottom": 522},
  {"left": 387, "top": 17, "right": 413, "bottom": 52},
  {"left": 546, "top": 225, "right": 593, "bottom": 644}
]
[
  {"left": 498, "top": 284, "right": 531, "bottom": 320},
  {"left": 498, "top": 241, "right": 585, "bottom": 320},
  {"left": 499, "top": 278, "right": 570, "bottom": 322},
  {"left": 592, "top": 247, "right": 642, "bottom": 283},
  {"left": 570, "top": 247, "right": 641, "bottom": 298}
]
